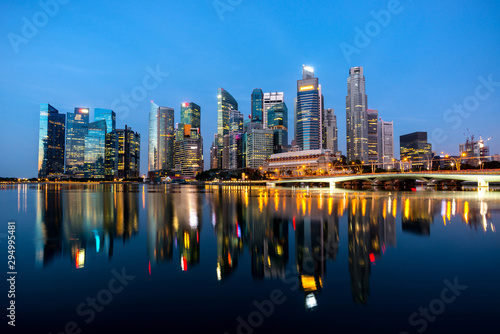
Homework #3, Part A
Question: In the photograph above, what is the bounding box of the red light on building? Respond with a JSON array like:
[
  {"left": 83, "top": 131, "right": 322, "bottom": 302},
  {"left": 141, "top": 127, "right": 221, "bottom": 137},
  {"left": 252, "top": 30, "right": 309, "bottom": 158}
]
[
  {"left": 369, "top": 253, "right": 375, "bottom": 263},
  {"left": 293, "top": 217, "right": 296, "bottom": 230},
  {"left": 149, "top": 261, "right": 151, "bottom": 275},
  {"left": 182, "top": 256, "right": 187, "bottom": 271}
]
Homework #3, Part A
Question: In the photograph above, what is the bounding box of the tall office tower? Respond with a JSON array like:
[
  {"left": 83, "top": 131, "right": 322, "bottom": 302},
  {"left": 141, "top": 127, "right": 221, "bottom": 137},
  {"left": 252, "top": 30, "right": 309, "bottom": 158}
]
[
  {"left": 251, "top": 89, "right": 264, "bottom": 123},
  {"left": 346, "top": 67, "right": 368, "bottom": 163},
  {"left": 322, "top": 108, "right": 338, "bottom": 154},
  {"left": 174, "top": 123, "right": 204, "bottom": 177},
  {"left": 181, "top": 102, "right": 201, "bottom": 130},
  {"left": 217, "top": 88, "right": 238, "bottom": 169},
  {"left": 263, "top": 92, "right": 284, "bottom": 129},
  {"left": 378, "top": 119, "right": 394, "bottom": 169},
  {"left": 296, "top": 65, "right": 321, "bottom": 150},
  {"left": 400, "top": 132, "right": 432, "bottom": 169},
  {"left": 84, "top": 120, "right": 107, "bottom": 178},
  {"left": 246, "top": 122, "right": 273, "bottom": 169},
  {"left": 226, "top": 110, "right": 244, "bottom": 169},
  {"left": 117, "top": 125, "right": 141, "bottom": 179},
  {"left": 267, "top": 102, "right": 288, "bottom": 153},
  {"left": 65, "top": 107, "right": 90, "bottom": 176},
  {"left": 94, "top": 108, "right": 118, "bottom": 179},
  {"left": 367, "top": 109, "right": 379, "bottom": 164},
  {"left": 210, "top": 135, "right": 219, "bottom": 170},
  {"left": 38, "top": 103, "right": 66, "bottom": 179},
  {"left": 148, "top": 102, "right": 175, "bottom": 172}
]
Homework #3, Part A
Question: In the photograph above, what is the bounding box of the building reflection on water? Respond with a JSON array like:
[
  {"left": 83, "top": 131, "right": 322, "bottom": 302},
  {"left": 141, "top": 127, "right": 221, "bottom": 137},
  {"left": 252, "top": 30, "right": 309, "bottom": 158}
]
[{"left": 31, "top": 184, "right": 497, "bottom": 307}]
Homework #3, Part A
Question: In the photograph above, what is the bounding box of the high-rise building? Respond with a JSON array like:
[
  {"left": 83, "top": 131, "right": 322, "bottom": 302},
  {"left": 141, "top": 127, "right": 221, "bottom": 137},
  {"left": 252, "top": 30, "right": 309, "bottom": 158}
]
[
  {"left": 38, "top": 103, "right": 66, "bottom": 179},
  {"left": 346, "top": 67, "right": 368, "bottom": 163},
  {"left": 246, "top": 122, "right": 273, "bottom": 169},
  {"left": 263, "top": 92, "right": 284, "bottom": 129},
  {"left": 181, "top": 102, "right": 201, "bottom": 130},
  {"left": 217, "top": 88, "right": 238, "bottom": 169},
  {"left": 65, "top": 107, "right": 90, "bottom": 176},
  {"left": 117, "top": 125, "right": 140, "bottom": 179},
  {"left": 225, "top": 110, "right": 244, "bottom": 169},
  {"left": 174, "top": 124, "right": 204, "bottom": 177},
  {"left": 267, "top": 102, "right": 288, "bottom": 154},
  {"left": 378, "top": 119, "right": 394, "bottom": 170},
  {"left": 210, "top": 135, "right": 219, "bottom": 170},
  {"left": 251, "top": 89, "right": 264, "bottom": 123},
  {"left": 94, "top": 108, "right": 118, "bottom": 179},
  {"left": 322, "top": 108, "right": 338, "bottom": 154},
  {"left": 84, "top": 120, "right": 107, "bottom": 178},
  {"left": 400, "top": 132, "right": 432, "bottom": 169},
  {"left": 296, "top": 65, "right": 322, "bottom": 150},
  {"left": 367, "top": 109, "right": 379, "bottom": 164},
  {"left": 148, "top": 102, "right": 175, "bottom": 172}
]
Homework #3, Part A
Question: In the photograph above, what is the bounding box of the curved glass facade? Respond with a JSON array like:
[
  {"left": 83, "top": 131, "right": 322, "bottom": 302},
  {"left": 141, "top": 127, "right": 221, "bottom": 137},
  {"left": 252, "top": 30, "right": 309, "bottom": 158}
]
[
  {"left": 37, "top": 103, "right": 65, "bottom": 178},
  {"left": 251, "top": 88, "right": 263, "bottom": 123}
]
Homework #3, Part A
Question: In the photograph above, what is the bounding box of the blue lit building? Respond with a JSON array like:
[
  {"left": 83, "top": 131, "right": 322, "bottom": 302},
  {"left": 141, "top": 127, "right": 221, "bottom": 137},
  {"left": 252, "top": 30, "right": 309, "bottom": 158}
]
[
  {"left": 217, "top": 88, "right": 238, "bottom": 169},
  {"left": 148, "top": 102, "right": 175, "bottom": 172},
  {"left": 37, "top": 103, "right": 66, "bottom": 179},
  {"left": 295, "top": 66, "right": 322, "bottom": 150},
  {"left": 94, "top": 108, "right": 118, "bottom": 179},
  {"left": 181, "top": 102, "right": 201, "bottom": 130},
  {"left": 84, "top": 120, "right": 107, "bottom": 178},
  {"left": 251, "top": 88, "right": 263, "bottom": 123},
  {"left": 65, "top": 108, "right": 90, "bottom": 176}
]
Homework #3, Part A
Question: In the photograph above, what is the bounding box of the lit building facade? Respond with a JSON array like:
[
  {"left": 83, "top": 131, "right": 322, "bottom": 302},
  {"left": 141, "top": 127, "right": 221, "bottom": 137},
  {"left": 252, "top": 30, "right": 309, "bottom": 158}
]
[
  {"left": 117, "top": 125, "right": 140, "bottom": 179},
  {"left": 296, "top": 66, "right": 322, "bottom": 150},
  {"left": 84, "top": 120, "right": 107, "bottom": 178},
  {"left": 174, "top": 124, "right": 203, "bottom": 177},
  {"left": 346, "top": 67, "right": 368, "bottom": 163},
  {"left": 148, "top": 102, "right": 175, "bottom": 172},
  {"left": 38, "top": 103, "right": 66, "bottom": 179},
  {"left": 263, "top": 91, "right": 284, "bottom": 129},
  {"left": 378, "top": 119, "right": 394, "bottom": 169},
  {"left": 459, "top": 138, "right": 491, "bottom": 165},
  {"left": 246, "top": 122, "right": 273, "bottom": 169},
  {"left": 267, "top": 102, "right": 288, "bottom": 154},
  {"left": 94, "top": 108, "right": 118, "bottom": 179},
  {"left": 251, "top": 88, "right": 264, "bottom": 123},
  {"left": 400, "top": 132, "right": 432, "bottom": 169},
  {"left": 65, "top": 108, "right": 90, "bottom": 176},
  {"left": 322, "top": 108, "right": 338, "bottom": 155},
  {"left": 217, "top": 88, "right": 238, "bottom": 169},
  {"left": 263, "top": 149, "right": 337, "bottom": 176},
  {"left": 181, "top": 102, "right": 201, "bottom": 130},
  {"left": 367, "top": 109, "right": 379, "bottom": 164}
]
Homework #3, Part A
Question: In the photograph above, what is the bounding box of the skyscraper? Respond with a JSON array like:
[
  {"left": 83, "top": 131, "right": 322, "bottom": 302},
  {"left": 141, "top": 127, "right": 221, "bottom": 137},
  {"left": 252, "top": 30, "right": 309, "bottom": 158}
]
[
  {"left": 346, "top": 67, "right": 368, "bottom": 163},
  {"left": 175, "top": 102, "right": 204, "bottom": 177},
  {"left": 65, "top": 107, "right": 90, "bottom": 176},
  {"left": 217, "top": 88, "right": 238, "bottom": 169},
  {"left": 117, "top": 125, "right": 140, "bottom": 179},
  {"left": 181, "top": 102, "right": 201, "bottom": 130},
  {"left": 367, "top": 109, "right": 379, "bottom": 164},
  {"left": 263, "top": 92, "right": 284, "bottom": 129},
  {"left": 267, "top": 102, "right": 288, "bottom": 153},
  {"left": 38, "top": 103, "right": 65, "bottom": 179},
  {"left": 84, "top": 120, "right": 107, "bottom": 178},
  {"left": 246, "top": 122, "right": 273, "bottom": 169},
  {"left": 148, "top": 102, "right": 175, "bottom": 172},
  {"left": 322, "top": 108, "right": 338, "bottom": 154},
  {"left": 400, "top": 132, "right": 432, "bottom": 169},
  {"left": 251, "top": 89, "right": 264, "bottom": 123},
  {"left": 94, "top": 108, "right": 118, "bottom": 179},
  {"left": 378, "top": 119, "right": 394, "bottom": 170},
  {"left": 296, "top": 65, "right": 321, "bottom": 150}
]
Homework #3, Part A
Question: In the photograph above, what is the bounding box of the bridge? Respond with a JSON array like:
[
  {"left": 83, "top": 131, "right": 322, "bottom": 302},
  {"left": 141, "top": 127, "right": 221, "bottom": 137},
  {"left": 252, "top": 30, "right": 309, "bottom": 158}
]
[{"left": 267, "top": 170, "right": 500, "bottom": 189}]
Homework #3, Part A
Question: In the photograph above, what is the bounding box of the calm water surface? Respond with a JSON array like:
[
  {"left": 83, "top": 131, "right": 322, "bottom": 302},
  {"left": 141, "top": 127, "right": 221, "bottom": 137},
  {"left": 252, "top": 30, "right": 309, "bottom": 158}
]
[{"left": 1, "top": 184, "right": 499, "bottom": 334}]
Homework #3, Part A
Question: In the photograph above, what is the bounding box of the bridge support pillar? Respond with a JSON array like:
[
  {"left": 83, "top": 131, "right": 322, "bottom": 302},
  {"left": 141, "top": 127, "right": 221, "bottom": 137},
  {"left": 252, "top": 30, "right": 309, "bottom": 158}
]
[
  {"left": 267, "top": 182, "right": 276, "bottom": 188},
  {"left": 478, "top": 177, "right": 489, "bottom": 189},
  {"left": 329, "top": 181, "right": 336, "bottom": 189}
]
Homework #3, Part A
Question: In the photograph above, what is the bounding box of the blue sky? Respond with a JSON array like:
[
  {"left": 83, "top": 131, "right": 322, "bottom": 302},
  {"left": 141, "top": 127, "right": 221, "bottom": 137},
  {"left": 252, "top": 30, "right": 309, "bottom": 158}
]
[{"left": 1, "top": 0, "right": 499, "bottom": 177}]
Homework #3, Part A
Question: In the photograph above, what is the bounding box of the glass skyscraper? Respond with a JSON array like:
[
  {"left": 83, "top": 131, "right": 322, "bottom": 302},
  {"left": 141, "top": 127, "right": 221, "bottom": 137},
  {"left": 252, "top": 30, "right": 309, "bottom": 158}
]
[
  {"left": 65, "top": 107, "right": 90, "bottom": 176},
  {"left": 263, "top": 92, "right": 284, "bottom": 130},
  {"left": 148, "top": 102, "right": 175, "bottom": 172},
  {"left": 400, "top": 132, "right": 432, "bottom": 169},
  {"left": 296, "top": 66, "right": 321, "bottom": 150},
  {"left": 217, "top": 88, "right": 238, "bottom": 169},
  {"left": 175, "top": 102, "right": 204, "bottom": 177},
  {"left": 84, "top": 120, "right": 107, "bottom": 178},
  {"left": 38, "top": 103, "right": 66, "bottom": 179},
  {"left": 267, "top": 102, "right": 288, "bottom": 154},
  {"left": 322, "top": 108, "right": 338, "bottom": 154},
  {"left": 251, "top": 89, "right": 263, "bottom": 123},
  {"left": 346, "top": 67, "right": 368, "bottom": 163},
  {"left": 94, "top": 108, "right": 118, "bottom": 179},
  {"left": 181, "top": 102, "right": 201, "bottom": 130},
  {"left": 367, "top": 109, "right": 379, "bottom": 164},
  {"left": 378, "top": 119, "right": 394, "bottom": 169},
  {"left": 117, "top": 125, "right": 141, "bottom": 178}
]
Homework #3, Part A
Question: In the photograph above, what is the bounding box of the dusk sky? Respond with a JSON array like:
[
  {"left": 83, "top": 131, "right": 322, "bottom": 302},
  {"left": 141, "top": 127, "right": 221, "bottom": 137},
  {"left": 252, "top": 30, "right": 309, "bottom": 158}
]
[{"left": 1, "top": 0, "right": 499, "bottom": 178}]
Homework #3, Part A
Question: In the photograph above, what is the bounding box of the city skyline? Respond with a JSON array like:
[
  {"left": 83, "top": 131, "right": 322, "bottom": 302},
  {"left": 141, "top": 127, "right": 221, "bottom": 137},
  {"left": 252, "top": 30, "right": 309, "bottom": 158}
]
[{"left": 2, "top": 0, "right": 500, "bottom": 177}]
